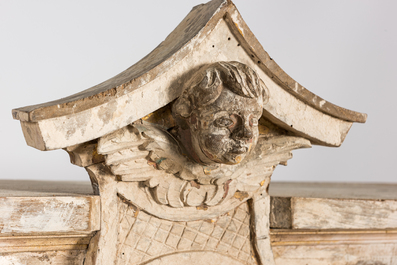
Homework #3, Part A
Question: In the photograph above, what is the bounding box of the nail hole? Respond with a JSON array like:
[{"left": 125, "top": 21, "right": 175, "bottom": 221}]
[
  {"left": 257, "top": 61, "right": 261, "bottom": 64},
  {"left": 290, "top": 125, "right": 293, "bottom": 128},
  {"left": 212, "top": 45, "right": 215, "bottom": 48},
  {"left": 228, "top": 37, "right": 231, "bottom": 40},
  {"left": 237, "top": 44, "right": 240, "bottom": 46}
]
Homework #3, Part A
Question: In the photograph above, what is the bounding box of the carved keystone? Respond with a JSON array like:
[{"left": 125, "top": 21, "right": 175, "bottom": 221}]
[{"left": 13, "top": 0, "right": 366, "bottom": 264}]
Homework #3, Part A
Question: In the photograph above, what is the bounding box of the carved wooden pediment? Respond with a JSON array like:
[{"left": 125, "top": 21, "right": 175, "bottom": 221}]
[
  {"left": 12, "top": 0, "right": 366, "bottom": 264},
  {"left": 13, "top": 0, "right": 365, "bottom": 151}
]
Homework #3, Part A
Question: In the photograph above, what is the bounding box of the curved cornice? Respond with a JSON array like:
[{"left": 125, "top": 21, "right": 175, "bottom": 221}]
[{"left": 12, "top": 0, "right": 366, "bottom": 150}]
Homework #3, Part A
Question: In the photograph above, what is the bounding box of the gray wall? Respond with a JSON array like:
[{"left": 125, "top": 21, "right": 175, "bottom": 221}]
[{"left": 1, "top": 1, "right": 396, "bottom": 183}]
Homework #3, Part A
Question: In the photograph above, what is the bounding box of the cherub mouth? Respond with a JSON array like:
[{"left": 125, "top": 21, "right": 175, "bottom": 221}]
[{"left": 230, "top": 146, "right": 248, "bottom": 154}]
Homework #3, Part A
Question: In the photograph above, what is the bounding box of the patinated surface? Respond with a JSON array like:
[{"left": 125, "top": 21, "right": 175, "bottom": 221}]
[
  {"left": 0, "top": 250, "right": 87, "bottom": 265},
  {"left": 116, "top": 200, "right": 257, "bottom": 265},
  {"left": 172, "top": 62, "right": 266, "bottom": 166},
  {"left": 12, "top": 0, "right": 366, "bottom": 151},
  {"left": 9, "top": 0, "right": 369, "bottom": 264},
  {"left": 1, "top": 182, "right": 396, "bottom": 264},
  {"left": 78, "top": 61, "right": 313, "bottom": 264},
  {"left": 270, "top": 182, "right": 397, "bottom": 230},
  {"left": 0, "top": 180, "right": 100, "bottom": 265},
  {"left": 95, "top": 62, "right": 310, "bottom": 212},
  {"left": 11, "top": 0, "right": 366, "bottom": 124}
]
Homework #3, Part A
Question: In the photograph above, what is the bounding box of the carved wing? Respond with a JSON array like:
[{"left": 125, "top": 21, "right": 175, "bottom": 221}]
[
  {"left": 98, "top": 124, "right": 311, "bottom": 209},
  {"left": 233, "top": 136, "right": 312, "bottom": 192},
  {"left": 97, "top": 123, "right": 195, "bottom": 208},
  {"left": 97, "top": 123, "right": 236, "bottom": 208},
  {"left": 97, "top": 123, "right": 183, "bottom": 179}
]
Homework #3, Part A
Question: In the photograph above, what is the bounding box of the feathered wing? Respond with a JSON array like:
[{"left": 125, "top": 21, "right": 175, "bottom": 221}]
[
  {"left": 98, "top": 123, "right": 193, "bottom": 207},
  {"left": 98, "top": 124, "right": 311, "bottom": 208},
  {"left": 98, "top": 124, "right": 168, "bottom": 181},
  {"left": 234, "top": 136, "right": 312, "bottom": 192}
]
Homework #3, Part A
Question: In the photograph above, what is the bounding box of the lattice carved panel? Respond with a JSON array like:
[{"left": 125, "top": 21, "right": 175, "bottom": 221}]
[{"left": 116, "top": 197, "right": 257, "bottom": 265}]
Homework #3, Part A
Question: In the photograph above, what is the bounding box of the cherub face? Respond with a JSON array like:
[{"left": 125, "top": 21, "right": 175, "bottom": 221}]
[{"left": 188, "top": 87, "right": 263, "bottom": 165}]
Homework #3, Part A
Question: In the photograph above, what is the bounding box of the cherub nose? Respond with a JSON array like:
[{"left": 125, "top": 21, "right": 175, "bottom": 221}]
[
  {"left": 242, "top": 124, "right": 253, "bottom": 139},
  {"left": 233, "top": 122, "right": 253, "bottom": 140}
]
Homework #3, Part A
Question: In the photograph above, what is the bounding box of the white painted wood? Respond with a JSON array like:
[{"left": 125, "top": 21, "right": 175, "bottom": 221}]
[
  {"left": 0, "top": 180, "right": 99, "bottom": 264},
  {"left": 291, "top": 197, "right": 397, "bottom": 230},
  {"left": 144, "top": 252, "right": 245, "bottom": 265},
  {"left": 0, "top": 196, "right": 100, "bottom": 234},
  {"left": 270, "top": 182, "right": 397, "bottom": 200},
  {"left": 0, "top": 234, "right": 92, "bottom": 253},
  {"left": 252, "top": 182, "right": 276, "bottom": 265},
  {"left": 97, "top": 122, "right": 310, "bottom": 211},
  {"left": 0, "top": 180, "right": 94, "bottom": 197},
  {"left": 272, "top": 244, "right": 397, "bottom": 265},
  {"left": 271, "top": 229, "right": 397, "bottom": 246},
  {"left": 0, "top": 250, "right": 86, "bottom": 265},
  {"left": 16, "top": 7, "right": 355, "bottom": 150},
  {"left": 85, "top": 165, "right": 119, "bottom": 265}
]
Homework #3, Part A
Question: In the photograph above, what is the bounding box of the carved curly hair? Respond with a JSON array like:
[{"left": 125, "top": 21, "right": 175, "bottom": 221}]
[{"left": 173, "top": 61, "right": 267, "bottom": 119}]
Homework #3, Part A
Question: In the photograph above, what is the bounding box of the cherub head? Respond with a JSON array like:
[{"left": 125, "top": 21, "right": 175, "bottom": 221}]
[{"left": 173, "top": 61, "right": 268, "bottom": 165}]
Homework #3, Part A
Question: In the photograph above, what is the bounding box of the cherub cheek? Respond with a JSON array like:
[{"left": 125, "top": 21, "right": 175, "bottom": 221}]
[{"left": 203, "top": 135, "right": 228, "bottom": 153}]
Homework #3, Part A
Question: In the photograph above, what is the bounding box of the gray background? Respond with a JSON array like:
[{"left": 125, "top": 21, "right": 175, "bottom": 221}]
[{"left": 1, "top": 0, "right": 396, "bottom": 183}]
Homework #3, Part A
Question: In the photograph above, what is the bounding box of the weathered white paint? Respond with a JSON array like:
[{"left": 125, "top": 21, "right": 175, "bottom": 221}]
[
  {"left": 252, "top": 182, "right": 276, "bottom": 265},
  {"left": 291, "top": 197, "right": 397, "bottom": 229},
  {"left": 0, "top": 196, "right": 100, "bottom": 234},
  {"left": 144, "top": 252, "right": 246, "bottom": 265},
  {"left": 20, "top": 15, "right": 351, "bottom": 150},
  {"left": 0, "top": 234, "right": 92, "bottom": 253},
  {"left": 271, "top": 229, "right": 397, "bottom": 246},
  {"left": 0, "top": 250, "right": 86, "bottom": 265},
  {"left": 273, "top": 243, "right": 397, "bottom": 265},
  {"left": 269, "top": 182, "right": 397, "bottom": 201}
]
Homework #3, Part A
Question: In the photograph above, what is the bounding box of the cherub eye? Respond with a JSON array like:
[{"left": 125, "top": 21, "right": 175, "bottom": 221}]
[{"left": 215, "top": 117, "right": 234, "bottom": 127}]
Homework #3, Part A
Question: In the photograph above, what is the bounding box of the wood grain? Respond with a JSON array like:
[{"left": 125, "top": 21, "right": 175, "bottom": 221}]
[
  {"left": 0, "top": 234, "right": 92, "bottom": 253},
  {"left": 291, "top": 197, "right": 397, "bottom": 229},
  {"left": 269, "top": 182, "right": 397, "bottom": 200},
  {"left": 272, "top": 243, "right": 397, "bottom": 265},
  {"left": 271, "top": 229, "right": 397, "bottom": 246},
  {"left": 0, "top": 250, "right": 86, "bottom": 265},
  {"left": 0, "top": 196, "right": 100, "bottom": 234},
  {"left": 269, "top": 182, "right": 397, "bottom": 230},
  {"left": 0, "top": 180, "right": 93, "bottom": 197}
]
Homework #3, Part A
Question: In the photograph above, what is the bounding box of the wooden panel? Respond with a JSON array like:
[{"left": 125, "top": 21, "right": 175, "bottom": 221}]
[
  {"left": 0, "top": 196, "right": 100, "bottom": 234},
  {"left": 270, "top": 197, "right": 291, "bottom": 229},
  {"left": 0, "top": 180, "right": 93, "bottom": 197},
  {"left": 291, "top": 197, "right": 397, "bottom": 229},
  {"left": 269, "top": 182, "right": 397, "bottom": 230},
  {"left": 271, "top": 229, "right": 397, "bottom": 264},
  {"left": 0, "top": 234, "right": 93, "bottom": 253},
  {"left": 0, "top": 250, "right": 86, "bottom": 265},
  {"left": 271, "top": 229, "right": 397, "bottom": 246},
  {"left": 269, "top": 182, "right": 397, "bottom": 200},
  {"left": 272, "top": 244, "right": 397, "bottom": 265}
]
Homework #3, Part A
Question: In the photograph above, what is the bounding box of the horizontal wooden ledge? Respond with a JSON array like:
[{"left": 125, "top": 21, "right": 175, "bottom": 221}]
[
  {"left": 0, "top": 233, "right": 94, "bottom": 253},
  {"left": 0, "top": 195, "right": 100, "bottom": 235},
  {"left": 270, "top": 229, "right": 397, "bottom": 246},
  {"left": 269, "top": 182, "right": 397, "bottom": 230}
]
